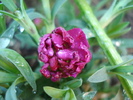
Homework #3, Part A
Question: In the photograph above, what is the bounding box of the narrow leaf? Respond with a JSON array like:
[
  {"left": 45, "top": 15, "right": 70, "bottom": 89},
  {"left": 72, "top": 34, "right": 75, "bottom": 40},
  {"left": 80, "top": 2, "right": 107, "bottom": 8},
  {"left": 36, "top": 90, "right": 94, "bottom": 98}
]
[
  {"left": 115, "top": 5, "right": 133, "bottom": 17},
  {"left": 5, "top": 77, "right": 25, "bottom": 100},
  {"left": 19, "top": 0, "right": 40, "bottom": 44},
  {"left": 51, "top": 0, "right": 67, "bottom": 20},
  {"left": 43, "top": 86, "right": 68, "bottom": 99},
  {"left": 64, "top": 91, "right": 70, "bottom": 100},
  {"left": 0, "top": 55, "right": 19, "bottom": 73},
  {"left": 83, "top": 91, "right": 97, "bottom": 100},
  {"left": 0, "top": 26, "right": 15, "bottom": 49},
  {"left": 109, "top": 27, "right": 131, "bottom": 38},
  {"left": 0, "top": 3, "right": 6, "bottom": 34},
  {"left": 0, "top": 70, "right": 17, "bottom": 83},
  {"left": 28, "top": 12, "right": 47, "bottom": 20},
  {"left": 0, "top": 10, "right": 18, "bottom": 19},
  {"left": 107, "top": 58, "right": 133, "bottom": 71},
  {"left": 1, "top": 0, "right": 17, "bottom": 12},
  {"left": 61, "top": 79, "right": 82, "bottom": 89},
  {"left": 112, "top": 89, "right": 124, "bottom": 100},
  {"left": 113, "top": 66, "right": 133, "bottom": 73},
  {"left": 113, "top": 38, "right": 133, "bottom": 48},
  {"left": 88, "top": 67, "right": 109, "bottom": 83},
  {"left": 99, "top": 0, "right": 117, "bottom": 28},
  {"left": 0, "top": 49, "right": 36, "bottom": 90},
  {"left": 42, "top": 0, "right": 51, "bottom": 19},
  {"left": 107, "top": 22, "right": 130, "bottom": 35},
  {"left": 69, "top": 89, "right": 77, "bottom": 100},
  {"left": 115, "top": 73, "right": 133, "bottom": 82}
]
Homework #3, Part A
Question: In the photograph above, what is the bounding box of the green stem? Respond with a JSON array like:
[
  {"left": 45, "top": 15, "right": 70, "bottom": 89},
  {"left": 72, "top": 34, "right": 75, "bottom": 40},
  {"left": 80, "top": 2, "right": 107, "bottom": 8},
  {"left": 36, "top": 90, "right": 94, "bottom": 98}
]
[
  {"left": 42, "top": 0, "right": 51, "bottom": 20},
  {"left": 42, "top": 0, "right": 55, "bottom": 33},
  {"left": 15, "top": 10, "right": 40, "bottom": 44},
  {"left": 75, "top": 0, "right": 133, "bottom": 99},
  {"left": 45, "top": 21, "right": 55, "bottom": 33}
]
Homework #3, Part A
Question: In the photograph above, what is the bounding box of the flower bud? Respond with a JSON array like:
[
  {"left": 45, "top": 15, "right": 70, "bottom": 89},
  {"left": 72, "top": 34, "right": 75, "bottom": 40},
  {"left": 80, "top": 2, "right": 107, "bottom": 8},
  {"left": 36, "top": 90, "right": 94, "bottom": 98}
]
[{"left": 38, "top": 27, "right": 92, "bottom": 81}]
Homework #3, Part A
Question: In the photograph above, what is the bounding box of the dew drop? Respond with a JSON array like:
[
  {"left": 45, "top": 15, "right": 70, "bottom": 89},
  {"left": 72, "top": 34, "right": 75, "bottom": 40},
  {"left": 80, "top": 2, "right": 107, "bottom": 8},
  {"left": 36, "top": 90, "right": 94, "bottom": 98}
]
[
  {"left": 14, "top": 89, "right": 17, "bottom": 93},
  {"left": 19, "top": 26, "right": 25, "bottom": 32},
  {"left": 32, "top": 90, "right": 37, "bottom": 94},
  {"left": 15, "top": 61, "right": 19, "bottom": 64}
]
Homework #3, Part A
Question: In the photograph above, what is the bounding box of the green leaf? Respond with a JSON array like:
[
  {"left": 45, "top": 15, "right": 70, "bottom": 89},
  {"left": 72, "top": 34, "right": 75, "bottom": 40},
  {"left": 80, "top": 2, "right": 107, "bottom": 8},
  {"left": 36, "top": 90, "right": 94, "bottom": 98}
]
[
  {"left": 0, "top": 10, "right": 18, "bottom": 19},
  {"left": 112, "top": 66, "right": 133, "bottom": 73},
  {"left": 1, "top": 0, "right": 17, "bottom": 12},
  {"left": 5, "top": 77, "right": 25, "bottom": 100},
  {"left": 115, "top": 73, "right": 133, "bottom": 82},
  {"left": 64, "top": 89, "right": 77, "bottom": 100},
  {"left": 15, "top": 33, "right": 37, "bottom": 48},
  {"left": 100, "top": 0, "right": 133, "bottom": 28},
  {"left": 99, "top": 0, "right": 117, "bottom": 28},
  {"left": 0, "top": 55, "right": 19, "bottom": 73},
  {"left": 106, "top": 58, "right": 133, "bottom": 71},
  {"left": 43, "top": 86, "right": 68, "bottom": 99},
  {"left": 113, "top": 38, "right": 133, "bottom": 48},
  {"left": 115, "top": 5, "right": 133, "bottom": 17},
  {"left": 0, "top": 70, "right": 17, "bottom": 83},
  {"left": 93, "top": 0, "right": 109, "bottom": 11},
  {"left": 122, "top": 55, "right": 133, "bottom": 64},
  {"left": 69, "top": 89, "right": 77, "bottom": 100},
  {"left": 109, "top": 27, "right": 131, "bottom": 38},
  {"left": 0, "top": 26, "right": 15, "bottom": 49},
  {"left": 0, "top": 3, "right": 6, "bottom": 34},
  {"left": 0, "top": 49, "right": 36, "bottom": 90},
  {"left": 112, "top": 89, "right": 124, "bottom": 100},
  {"left": 56, "top": 0, "right": 75, "bottom": 27},
  {"left": 82, "top": 91, "right": 97, "bottom": 100},
  {"left": 88, "top": 67, "right": 109, "bottom": 83},
  {"left": 68, "top": 19, "right": 87, "bottom": 28},
  {"left": 51, "top": 0, "right": 67, "bottom": 20},
  {"left": 64, "top": 91, "right": 70, "bottom": 100},
  {"left": 61, "top": 79, "right": 82, "bottom": 89},
  {"left": 107, "top": 22, "right": 130, "bottom": 38},
  {"left": 0, "top": 15, "right": 6, "bottom": 34},
  {"left": 18, "top": 0, "right": 40, "bottom": 44},
  {"left": 41, "top": 0, "right": 51, "bottom": 19},
  {"left": 28, "top": 12, "right": 47, "bottom": 21}
]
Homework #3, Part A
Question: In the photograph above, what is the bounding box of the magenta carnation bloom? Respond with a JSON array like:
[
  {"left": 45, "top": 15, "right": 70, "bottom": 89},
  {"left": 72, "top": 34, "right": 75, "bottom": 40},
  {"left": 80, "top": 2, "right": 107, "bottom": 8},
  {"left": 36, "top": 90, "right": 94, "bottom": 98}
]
[{"left": 38, "top": 27, "right": 91, "bottom": 82}]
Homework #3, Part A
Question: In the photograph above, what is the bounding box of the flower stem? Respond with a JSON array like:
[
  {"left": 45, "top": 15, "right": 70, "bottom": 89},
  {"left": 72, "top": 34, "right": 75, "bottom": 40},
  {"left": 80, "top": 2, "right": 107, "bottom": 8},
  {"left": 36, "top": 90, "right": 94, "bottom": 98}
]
[
  {"left": 42, "top": 0, "right": 51, "bottom": 20},
  {"left": 75, "top": 0, "right": 133, "bottom": 99},
  {"left": 15, "top": 10, "right": 40, "bottom": 44},
  {"left": 41, "top": 0, "right": 55, "bottom": 33}
]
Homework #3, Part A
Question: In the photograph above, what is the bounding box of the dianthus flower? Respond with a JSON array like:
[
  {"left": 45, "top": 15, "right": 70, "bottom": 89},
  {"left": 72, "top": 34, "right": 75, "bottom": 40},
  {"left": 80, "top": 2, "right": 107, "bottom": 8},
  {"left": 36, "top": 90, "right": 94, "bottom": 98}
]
[{"left": 38, "top": 27, "right": 91, "bottom": 81}]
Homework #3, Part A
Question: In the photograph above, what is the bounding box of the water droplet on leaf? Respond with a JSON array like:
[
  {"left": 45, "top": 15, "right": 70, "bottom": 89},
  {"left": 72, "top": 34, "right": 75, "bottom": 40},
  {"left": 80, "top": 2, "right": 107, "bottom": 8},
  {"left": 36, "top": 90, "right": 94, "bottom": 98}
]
[{"left": 32, "top": 90, "right": 37, "bottom": 94}]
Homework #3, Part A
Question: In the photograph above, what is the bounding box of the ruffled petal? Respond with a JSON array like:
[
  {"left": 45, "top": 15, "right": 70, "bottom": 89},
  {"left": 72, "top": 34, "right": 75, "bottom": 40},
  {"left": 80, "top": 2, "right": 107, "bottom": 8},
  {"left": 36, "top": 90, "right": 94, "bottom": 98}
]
[
  {"left": 76, "top": 62, "right": 85, "bottom": 73},
  {"left": 56, "top": 49, "right": 74, "bottom": 60},
  {"left": 58, "top": 59, "right": 68, "bottom": 66},
  {"left": 49, "top": 56, "right": 59, "bottom": 71},
  {"left": 51, "top": 33, "right": 63, "bottom": 48},
  {"left": 70, "top": 72, "right": 78, "bottom": 78},
  {"left": 52, "top": 27, "right": 74, "bottom": 44},
  {"left": 67, "top": 28, "right": 89, "bottom": 48},
  {"left": 41, "top": 69, "right": 51, "bottom": 78},
  {"left": 79, "top": 42, "right": 92, "bottom": 62},
  {"left": 47, "top": 47, "right": 54, "bottom": 57},
  {"left": 40, "top": 64, "right": 50, "bottom": 78},
  {"left": 51, "top": 72, "right": 61, "bottom": 82},
  {"left": 39, "top": 53, "right": 48, "bottom": 63}
]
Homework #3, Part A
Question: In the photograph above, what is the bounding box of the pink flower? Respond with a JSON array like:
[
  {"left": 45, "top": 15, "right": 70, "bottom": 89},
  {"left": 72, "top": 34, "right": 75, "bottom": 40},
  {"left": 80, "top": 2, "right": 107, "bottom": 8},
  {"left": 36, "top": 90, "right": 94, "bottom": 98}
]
[{"left": 38, "top": 27, "right": 91, "bottom": 82}]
